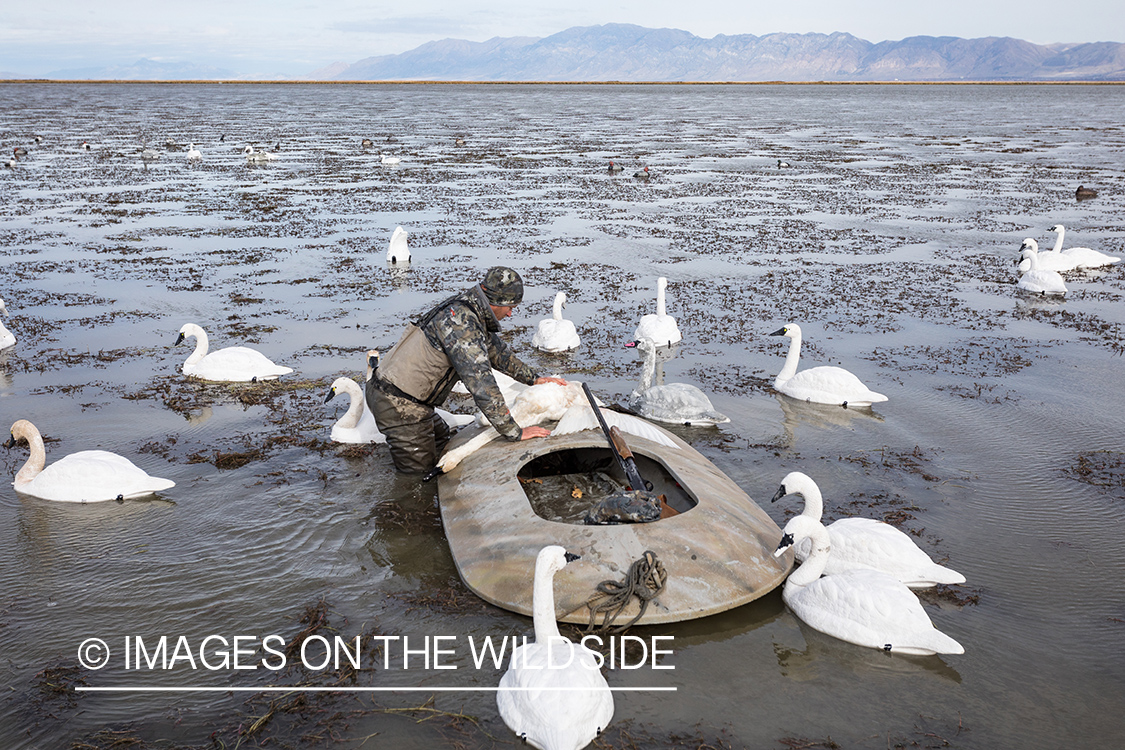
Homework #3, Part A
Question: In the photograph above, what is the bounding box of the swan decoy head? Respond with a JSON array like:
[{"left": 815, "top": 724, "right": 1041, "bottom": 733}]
[
  {"left": 564, "top": 551, "right": 581, "bottom": 563},
  {"left": 769, "top": 324, "right": 800, "bottom": 339},
  {"left": 174, "top": 331, "right": 186, "bottom": 345},
  {"left": 323, "top": 384, "right": 339, "bottom": 403},
  {"left": 774, "top": 532, "right": 795, "bottom": 557},
  {"left": 771, "top": 483, "right": 790, "bottom": 503},
  {"left": 1048, "top": 224, "right": 1064, "bottom": 233}
]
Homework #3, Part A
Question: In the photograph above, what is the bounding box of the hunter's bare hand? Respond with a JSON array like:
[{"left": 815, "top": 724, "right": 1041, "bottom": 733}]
[{"left": 520, "top": 426, "right": 551, "bottom": 440}]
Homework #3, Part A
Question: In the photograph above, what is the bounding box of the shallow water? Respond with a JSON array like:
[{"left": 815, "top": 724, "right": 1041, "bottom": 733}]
[{"left": 1, "top": 82, "right": 1124, "bottom": 748}]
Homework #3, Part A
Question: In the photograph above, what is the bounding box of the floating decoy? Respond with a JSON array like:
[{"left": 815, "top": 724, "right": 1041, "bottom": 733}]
[
  {"left": 324, "top": 377, "right": 386, "bottom": 444},
  {"left": 5, "top": 419, "right": 175, "bottom": 503},
  {"left": 775, "top": 515, "right": 965, "bottom": 655},
  {"left": 1049, "top": 224, "right": 1120, "bottom": 268},
  {"left": 633, "top": 166, "right": 650, "bottom": 179},
  {"left": 1016, "top": 241, "right": 1067, "bottom": 296},
  {"left": 174, "top": 323, "right": 293, "bottom": 382},
  {"left": 531, "top": 292, "right": 580, "bottom": 352},
  {"left": 497, "top": 545, "right": 614, "bottom": 750},
  {"left": 1075, "top": 185, "right": 1097, "bottom": 200},
  {"left": 633, "top": 277, "right": 681, "bottom": 347},
  {"left": 772, "top": 471, "right": 965, "bottom": 588},
  {"left": 0, "top": 298, "right": 15, "bottom": 349},
  {"left": 387, "top": 226, "right": 410, "bottom": 264},
  {"left": 626, "top": 338, "right": 728, "bottom": 425},
  {"left": 769, "top": 323, "right": 887, "bottom": 407},
  {"left": 607, "top": 160, "right": 624, "bottom": 173},
  {"left": 380, "top": 152, "right": 401, "bottom": 165}
]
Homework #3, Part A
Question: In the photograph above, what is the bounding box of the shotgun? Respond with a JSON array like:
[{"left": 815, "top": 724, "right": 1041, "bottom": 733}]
[{"left": 581, "top": 382, "right": 650, "bottom": 493}]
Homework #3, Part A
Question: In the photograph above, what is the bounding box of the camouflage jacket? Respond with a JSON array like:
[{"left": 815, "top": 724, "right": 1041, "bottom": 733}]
[{"left": 391, "top": 284, "right": 538, "bottom": 440}]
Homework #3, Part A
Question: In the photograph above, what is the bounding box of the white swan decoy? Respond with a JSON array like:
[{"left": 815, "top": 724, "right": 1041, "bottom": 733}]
[
  {"left": 0, "top": 298, "right": 15, "bottom": 349},
  {"left": 243, "top": 145, "right": 277, "bottom": 163},
  {"left": 1016, "top": 241, "right": 1067, "bottom": 296},
  {"left": 380, "top": 152, "right": 401, "bottom": 165},
  {"left": 633, "top": 277, "right": 681, "bottom": 347},
  {"left": 387, "top": 226, "right": 410, "bottom": 264},
  {"left": 775, "top": 515, "right": 964, "bottom": 655},
  {"left": 436, "top": 382, "right": 585, "bottom": 474},
  {"left": 497, "top": 545, "right": 614, "bottom": 750},
  {"left": 771, "top": 471, "right": 965, "bottom": 588},
  {"left": 186, "top": 143, "right": 202, "bottom": 161},
  {"left": 324, "top": 377, "right": 386, "bottom": 444},
  {"left": 1049, "top": 224, "right": 1120, "bottom": 268},
  {"left": 625, "top": 338, "right": 728, "bottom": 425},
  {"left": 532, "top": 292, "right": 581, "bottom": 352},
  {"left": 175, "top": 323, "right": 293, "bottom": 382},
  {"left": 769, "top": 324, "right": 887, "bottom": 408},
  {"left": 5, "top": 419, "right": 175, "bottom": 503},
  {"left": 1016, "top": 237, "right": 1079, "bottom": 273}
]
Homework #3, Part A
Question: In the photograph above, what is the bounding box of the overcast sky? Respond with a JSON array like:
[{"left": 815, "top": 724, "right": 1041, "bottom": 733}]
[{"left": 2, "top": 0, "right": 1122, "bottom": 77}]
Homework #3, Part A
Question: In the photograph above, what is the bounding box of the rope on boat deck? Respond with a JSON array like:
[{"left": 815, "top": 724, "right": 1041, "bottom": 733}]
[{"left": 584, "top": 550, "right": 667, "bottom": 635}]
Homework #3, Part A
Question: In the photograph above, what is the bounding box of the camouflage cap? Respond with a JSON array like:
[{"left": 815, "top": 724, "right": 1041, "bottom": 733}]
[{"left": 480, "top": 266, "right": 524, "bottom": 306}]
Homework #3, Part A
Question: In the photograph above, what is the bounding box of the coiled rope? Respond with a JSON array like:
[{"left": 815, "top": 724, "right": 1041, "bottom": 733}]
[{"left": 585, "top": 550, "right": 667, "bottom": 634}]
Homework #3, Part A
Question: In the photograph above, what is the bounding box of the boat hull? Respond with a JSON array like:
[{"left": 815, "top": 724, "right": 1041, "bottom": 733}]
[{"left": 437, "top": 424, "right": 791, "bottom": 625}]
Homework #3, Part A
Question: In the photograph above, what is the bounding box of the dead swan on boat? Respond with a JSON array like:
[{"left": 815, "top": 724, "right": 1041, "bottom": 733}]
[{"left": 432, "top": 381, "right": 587, "bottom": 475}]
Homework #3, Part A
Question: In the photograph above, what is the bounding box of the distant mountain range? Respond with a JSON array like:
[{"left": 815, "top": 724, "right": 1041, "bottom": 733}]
[
  {"left": 326, "top": 25, "right": 1125, "bottom": 82},
  {"left": 15, "top": 24, "right": 1125, "bottom": 82}
]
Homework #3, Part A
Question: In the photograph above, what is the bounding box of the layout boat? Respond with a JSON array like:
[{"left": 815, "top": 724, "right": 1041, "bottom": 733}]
[{"left": 437, "top": 420, "right": 791, "bottom": 625}]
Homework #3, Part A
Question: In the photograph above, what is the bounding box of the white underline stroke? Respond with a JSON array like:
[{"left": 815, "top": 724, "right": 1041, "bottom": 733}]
[{"left": 77, "top": 686, "right": 676, "bottom": 693}]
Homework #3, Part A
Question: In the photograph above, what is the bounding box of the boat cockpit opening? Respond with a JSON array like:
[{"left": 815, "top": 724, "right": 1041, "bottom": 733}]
[{"left": 517, "top": 446, "right": 698, "bottom": 524}]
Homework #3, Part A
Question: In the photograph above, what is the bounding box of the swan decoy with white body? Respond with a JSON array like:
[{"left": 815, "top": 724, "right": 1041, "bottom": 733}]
[
  {"left": 387, "top": 226, "right": 410, "bottom": 264},
  {"left": 1016, "top": 237, "right": 1079, "bottom": 273},
  {"left": 625, "top": 338, "right": 728, "bottom": 425},
  {"left": 186, "top": 143, "right": 202, "bottom": 161},
  {"left": 324, "top": 377, "right": 386, "bottom": 444},
  {"left": 243, "top": 145, "right": 277, "bottom": 163},
  {"left": 532, "top": 292, "right": 581, "bottom": 352},
  {"left": 5, "top": 419, "right": 175, "bottom": 503},
  {"left": 380, "top": 152, "right": 401, "bottom": 165},
  {"left": 497, "top": 545, "right": 614, "bottom": 750},
  {"left": 1049, "top": 224, "right": 1120, "bottom": 268},
  {"left": 772, "top": 472, "right": 965, "bottom": 588},
  {"left": 633, "top": 277, "right": 681, "bottom": 347},
  {"left": 1016, "top": 241, "right": 1068, "bottom": 296},
  {"left": 175, "top": 323, "right": 293, "bottom": 382},
  {"left": 769, "top": 324, "right": 887, "bottom": 408},
  {"left": 0, "top": 298, "right": 15, "bottom": 349},
  {"left": 775, "top": 515, "right": 964, "bottom": 655}
]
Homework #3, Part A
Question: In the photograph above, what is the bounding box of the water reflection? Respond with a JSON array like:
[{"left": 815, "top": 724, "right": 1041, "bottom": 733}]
[
  {"left": 776, "top": 392, "right": 884, "bottom": 444},
  {"left": 774, "top": 621, "right": 962, "bottom": 684}
]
